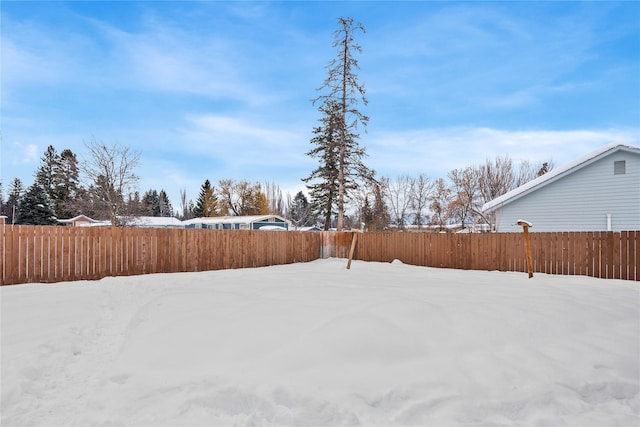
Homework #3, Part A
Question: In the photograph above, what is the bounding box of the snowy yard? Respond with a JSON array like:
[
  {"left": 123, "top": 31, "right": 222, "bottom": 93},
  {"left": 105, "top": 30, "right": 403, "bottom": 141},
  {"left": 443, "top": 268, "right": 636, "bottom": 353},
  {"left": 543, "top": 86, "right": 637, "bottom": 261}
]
[{"left": 1, "top": 258, "right": 638, "bottom": 426}]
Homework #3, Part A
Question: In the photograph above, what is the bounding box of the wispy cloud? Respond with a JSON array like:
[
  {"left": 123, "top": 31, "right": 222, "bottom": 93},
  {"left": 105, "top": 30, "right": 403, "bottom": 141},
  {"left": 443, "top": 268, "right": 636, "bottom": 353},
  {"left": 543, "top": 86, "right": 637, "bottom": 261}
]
[
  {"left": 366, "top": 2, "right": 612, "bottom": 116},
  {"left": 368, "top": 127, "right": 640, "bottom": 179},
  {"left": 4, "top": 141, "right": 39, "bottom": 166},
  {"left": 180, "top": 114, "right": 311, "bottom": 167}
]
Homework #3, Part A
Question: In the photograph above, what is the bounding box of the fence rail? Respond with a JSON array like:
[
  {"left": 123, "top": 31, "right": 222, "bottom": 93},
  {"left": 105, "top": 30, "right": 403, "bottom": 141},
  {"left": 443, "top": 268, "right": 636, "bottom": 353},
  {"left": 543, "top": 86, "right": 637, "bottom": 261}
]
[{"left": 1, "top": 226, "right": 637, "bottom": 285}]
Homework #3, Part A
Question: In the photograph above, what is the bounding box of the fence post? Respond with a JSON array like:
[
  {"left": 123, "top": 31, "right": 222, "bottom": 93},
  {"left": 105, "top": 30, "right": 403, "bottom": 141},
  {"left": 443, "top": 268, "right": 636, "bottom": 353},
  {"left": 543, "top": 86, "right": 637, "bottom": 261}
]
[
  {"left": 517, "top": 220, "right": 534, "bottom": 278},
  {"left": 346, "top": 231, "right": 359, "bottom": 269}
]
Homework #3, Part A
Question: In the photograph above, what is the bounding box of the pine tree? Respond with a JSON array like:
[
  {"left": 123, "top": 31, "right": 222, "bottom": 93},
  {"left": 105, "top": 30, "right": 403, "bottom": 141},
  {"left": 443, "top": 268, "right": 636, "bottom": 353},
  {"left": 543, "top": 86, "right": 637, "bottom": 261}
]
[
  {"left": 34, "top": 146, "right": 61, "bottom": 212},
  {"left": 359, "top": 181, "right": 389, "bottom": 231},
  {"left": 303, "top": 100, "right": 340, "bottom": 230},
  {"left": 53, "top": 149, "right": 82, "bottom": 218},
  {"left": 16, "top": 183, "right": 57, "bottom": 225},
  {"left": 289, "top": 191, "right": 312, "bottom": 227},
  {"left": 158, "top": 190, "right": 173, "bottom": 217},
  {"left": 369, "top": 181, "right": 389, "bottom": 231},
  {"left": 127, "top": 191, "right": 144, "bottom": 216},
  {"left": 140, "top": 189, "right": 173, "bottom": 217},
  {"left": 537, "top": 162, "right": 551, "bottom": 177},
  {"left": 311, "top": 16, "right": 371, "bottom": 230},
  {"left": 35, "top": 146, "right": 59, "bottom": 195},
  {"left": 142, "top": 190, "right": 159, "bottom": 215},
  {"left": 193, "top": 179, "right": 218, "bottom": 217},
  {"left": 6, "top": 178, "right": 24, "bottom": 225}
]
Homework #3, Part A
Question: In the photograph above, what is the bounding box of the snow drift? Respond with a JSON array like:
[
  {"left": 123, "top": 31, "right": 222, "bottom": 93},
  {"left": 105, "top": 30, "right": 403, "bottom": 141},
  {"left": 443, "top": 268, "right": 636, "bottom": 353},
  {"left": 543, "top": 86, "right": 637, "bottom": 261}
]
[{"left": 2, "top": 259, "right": 638, "bottom": 426}]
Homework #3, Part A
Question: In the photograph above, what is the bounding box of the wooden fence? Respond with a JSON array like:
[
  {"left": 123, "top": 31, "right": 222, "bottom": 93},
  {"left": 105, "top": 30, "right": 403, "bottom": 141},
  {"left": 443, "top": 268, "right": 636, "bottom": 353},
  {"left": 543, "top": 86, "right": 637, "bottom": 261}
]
[
  {"left": 353, "top": 231, "right": 638, "bottom": 281},
  {"left": 1, "top": 226, "right": 322, "bottom": 286},
  {"left": 1, "top": 226, "right": 638, "bottom": 285}
]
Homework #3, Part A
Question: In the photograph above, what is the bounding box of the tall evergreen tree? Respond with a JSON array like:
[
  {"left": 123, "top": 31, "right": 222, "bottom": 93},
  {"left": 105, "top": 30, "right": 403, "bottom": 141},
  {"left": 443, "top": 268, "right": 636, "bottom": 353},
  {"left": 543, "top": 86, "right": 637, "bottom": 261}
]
[
  {"left": 157, "top": 190, "right": 173, "bottom": 216},
  {"left": 193, "top": 179, "right": 218, "bottom": 217},
  {"left": 303, "top": 100, "right": 340, "bottom": 230},
  {"left": 367, "top": 181, "right": 389, "bottom": 231},
  {"left": 16, "top": 183, "right": 57, "bottom": 225},
  {"left": 34, "top": 145, "right": 60, "bottom": 202},
  {"left": 142, "top": 190, "right": 160, "bottom": 215},
  {"left": 127, "top": 191, "right": 144, "bottom": 216},
  {"left": 6, "top": 178, "right": 25, "bottom": 225},
  {"left": 288, "top": 191, "right": 312, "bottom": 227},
  {"left": 312, "top": 16, "right": 371, "bottom": 230},
  {"left": 139, "top": 189, "right": 173, "bottom": 216},
  {"left": 53, "top": 149, "right": 82, "bottom": 218},
  {"left": 537, "top": 162, "right": 552, "bottom": 177},
  {"left": 75, "top": 184, "right": 106, "bottom": 220}
]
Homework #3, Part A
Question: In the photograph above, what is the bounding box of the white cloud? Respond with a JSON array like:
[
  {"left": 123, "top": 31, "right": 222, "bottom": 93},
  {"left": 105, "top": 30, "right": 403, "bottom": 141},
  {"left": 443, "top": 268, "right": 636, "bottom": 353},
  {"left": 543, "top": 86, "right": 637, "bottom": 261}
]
[
  {"left": 367, "top": 127, "right": 640, "bottom": 180},
  {"left": 5, "top": 142, "right": 40, "bottom": 166},
  {"left": 182, "top": 114, "right": 309, "bottom": 159},
  {"left": 1, "top": 28, "right": 77, "bottom": 88}
]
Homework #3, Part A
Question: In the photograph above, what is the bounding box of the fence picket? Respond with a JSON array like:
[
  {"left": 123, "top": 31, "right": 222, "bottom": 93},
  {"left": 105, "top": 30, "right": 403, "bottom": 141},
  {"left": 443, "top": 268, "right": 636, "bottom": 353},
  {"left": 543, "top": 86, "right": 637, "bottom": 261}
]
[{"left": 630, "top": 231, "right": 637, "bottom": 281}]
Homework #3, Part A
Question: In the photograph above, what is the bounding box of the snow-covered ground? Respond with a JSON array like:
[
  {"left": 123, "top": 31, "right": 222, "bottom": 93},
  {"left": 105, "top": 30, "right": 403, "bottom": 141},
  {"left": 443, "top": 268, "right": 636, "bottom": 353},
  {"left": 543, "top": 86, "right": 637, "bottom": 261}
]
[{"left": 1, "top": 258, "right": 638, "bottom": 426}]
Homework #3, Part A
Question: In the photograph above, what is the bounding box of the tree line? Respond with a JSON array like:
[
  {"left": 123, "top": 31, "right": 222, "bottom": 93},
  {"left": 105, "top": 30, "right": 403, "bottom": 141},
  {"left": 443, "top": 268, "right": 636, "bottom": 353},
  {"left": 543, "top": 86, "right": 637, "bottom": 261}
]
[
  {"left": 0, "top": 138, "right": 550, "bottom": 230},
  {"left": 1, "top": 16, "right": 552, "bottom": 231},
  {"left": 0, "top": 141, "right": 318, "bottom": 228}
]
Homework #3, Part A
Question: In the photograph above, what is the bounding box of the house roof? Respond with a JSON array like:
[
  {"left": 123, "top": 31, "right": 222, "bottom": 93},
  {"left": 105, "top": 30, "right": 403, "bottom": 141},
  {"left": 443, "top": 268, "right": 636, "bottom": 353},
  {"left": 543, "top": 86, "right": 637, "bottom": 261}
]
[
  {"left": 126, "top": 216, "right": 183, "bottom": 227},
  {"left": 57, "top": 214, "right": 96, "bottom": 224},
  {"left": 482, "top": 142, "right": 640, "bottom": 213},
  {"left": 182, "top": 215, "right": 288, "bottom": 226}
]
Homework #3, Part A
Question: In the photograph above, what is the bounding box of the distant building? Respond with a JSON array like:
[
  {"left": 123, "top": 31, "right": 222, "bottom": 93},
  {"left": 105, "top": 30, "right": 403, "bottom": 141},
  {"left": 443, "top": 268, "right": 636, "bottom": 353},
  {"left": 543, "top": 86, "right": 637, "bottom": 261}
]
[
  {"left": 57, "top": 215, "right": 104, "bottom": 227},
  {"left": 123, "top": 216, "right": 183, "bottom": 228},
  {"left": 482, "top": 143, "right": 640, "bottom": 232},
  {"left": 58, "top": 215, "right": 182, "bottom": 228},
  {"left": 298, "top": 225, "right": 323, "bottom": 231},
  {"left": 182, "top": 215, "right": 290, "bottom": 231}
]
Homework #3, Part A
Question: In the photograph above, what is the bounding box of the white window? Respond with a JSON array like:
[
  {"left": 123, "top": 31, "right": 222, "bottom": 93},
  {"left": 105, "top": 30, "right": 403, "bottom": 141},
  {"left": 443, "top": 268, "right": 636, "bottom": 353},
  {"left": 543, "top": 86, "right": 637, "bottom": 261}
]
[{"left": 614, "top": 160, "right": 626, "bottom": 175}]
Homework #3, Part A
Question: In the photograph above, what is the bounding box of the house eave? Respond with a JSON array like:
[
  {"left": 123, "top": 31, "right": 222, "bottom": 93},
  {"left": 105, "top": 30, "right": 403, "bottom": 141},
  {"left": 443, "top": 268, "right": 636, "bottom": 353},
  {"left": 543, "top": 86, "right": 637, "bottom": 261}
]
[{"left": 482, "top": 142, "right": 640, "bottom": 213}]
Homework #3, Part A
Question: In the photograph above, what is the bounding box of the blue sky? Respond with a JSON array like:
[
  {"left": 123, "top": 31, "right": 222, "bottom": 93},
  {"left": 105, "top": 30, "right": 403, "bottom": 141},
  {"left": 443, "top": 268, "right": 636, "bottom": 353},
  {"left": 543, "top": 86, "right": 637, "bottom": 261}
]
[{"left": 2, "top": 1, "right": 639, "bottom": 208}]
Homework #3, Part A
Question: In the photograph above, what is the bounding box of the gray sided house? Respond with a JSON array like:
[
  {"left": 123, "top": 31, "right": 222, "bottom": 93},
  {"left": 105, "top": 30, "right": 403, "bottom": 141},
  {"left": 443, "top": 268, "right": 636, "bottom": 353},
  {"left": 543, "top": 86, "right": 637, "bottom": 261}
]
[
  {"left": 482, "top": 143, "right": 640, "bottom": 232},
  {"left": 183, "top": 215, "right": 290, "bottom": 231}
]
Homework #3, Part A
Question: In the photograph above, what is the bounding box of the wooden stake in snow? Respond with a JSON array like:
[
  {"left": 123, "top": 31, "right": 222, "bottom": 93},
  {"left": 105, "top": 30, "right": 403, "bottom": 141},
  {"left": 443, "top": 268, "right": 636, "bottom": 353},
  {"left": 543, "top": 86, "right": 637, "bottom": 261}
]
[
  {"left": 346, "top": 231, "right": 359, "bottom": 269},
  {"left": 517, "top": 219, "right": 534, "bottom": 278}
]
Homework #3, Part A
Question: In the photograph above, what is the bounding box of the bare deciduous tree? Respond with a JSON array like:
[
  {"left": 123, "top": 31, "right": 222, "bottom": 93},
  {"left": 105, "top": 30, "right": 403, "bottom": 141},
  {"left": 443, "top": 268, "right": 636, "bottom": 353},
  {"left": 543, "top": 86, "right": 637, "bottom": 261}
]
[
  {"left": 179, "top": 188, "right": 194, "bottom": 220},
  {"left": 263, "top": 181, "right": 285, "bottom": 216},
  {"left": 81, "top": 139, "right": 140, "bottom": 226},
  {"left": 514, "top": 159, "right": 553, "bottom": 188},
  {"left": 350, "top": 178, "right": 388, "bottom": 231},
  {"left": 448, "top": 166, "right": 480, "bottom": 229},
  {"left": 382, "top": 175, "right": 414, "bottom": 230},
  {"left": 429, "top": 178, "right": 452, "bottom": 231},
  {"left": 478, "top": 155, "right": 514, "bottom": 206},
  {"left": 218, "top": 179, "right": 268, "bottom": 216},
  {"left": 410, "top": 173, "right": 434, "bottom": 229}
]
